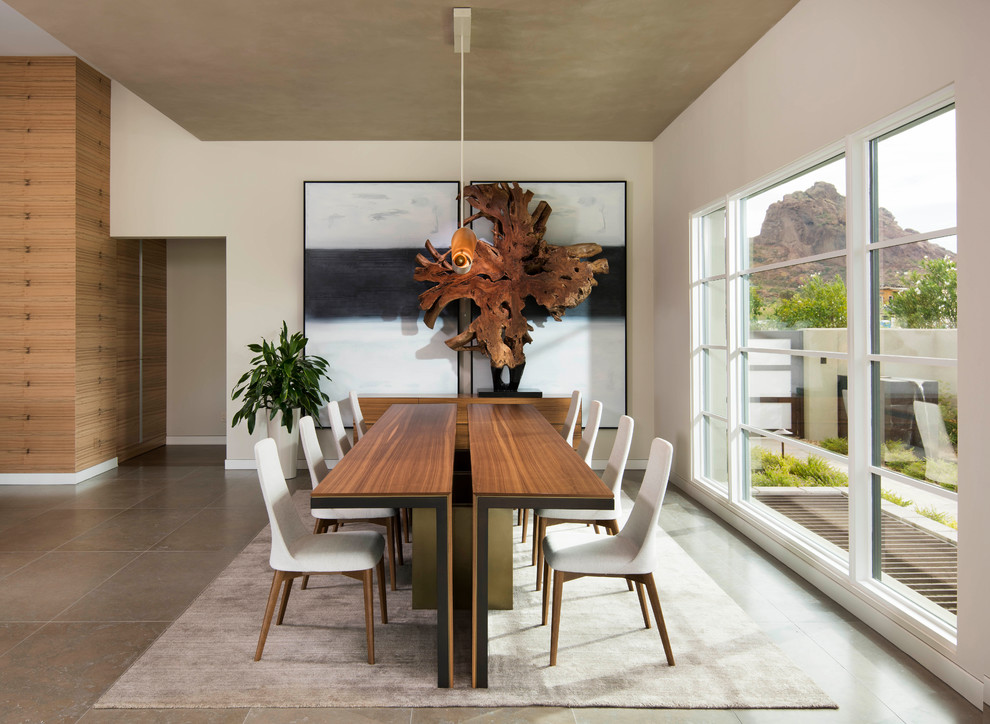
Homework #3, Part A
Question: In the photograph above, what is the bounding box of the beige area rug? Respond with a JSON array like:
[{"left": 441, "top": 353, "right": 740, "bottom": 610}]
[{"left": 97, "top": 492, "right": 835, "bottom": 710}]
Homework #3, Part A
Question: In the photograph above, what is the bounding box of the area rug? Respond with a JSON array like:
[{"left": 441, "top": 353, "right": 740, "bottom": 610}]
[{"left": 97, "top": 493, "right": 835, "bottom": 710}]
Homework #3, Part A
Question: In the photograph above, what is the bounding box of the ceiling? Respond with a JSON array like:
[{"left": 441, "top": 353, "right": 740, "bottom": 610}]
[{"left": 1, "top": 0, "right": 798, "bottom": 142}]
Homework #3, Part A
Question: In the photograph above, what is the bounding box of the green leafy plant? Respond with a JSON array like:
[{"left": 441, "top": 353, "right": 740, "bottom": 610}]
[
  {"left": 230, "top": 322, "right": 331, "bottom": 435},
  {"left": 772, "top": 273, "right": 847, "bottom": 329},
  {"left": 819, "top": 437, "right": 849, "bottom": 455},
  {"left": 886, "top": 257, "right": 957, "bottom": 329},
  {"left": 914, "top": 504, "right": 957, "bottom": 530},
  {"left": 880, "top": 488, "right": 912, "bottom": 507},
  {"left": 751, "top": 448, "right": 848, "bottom": 488}
]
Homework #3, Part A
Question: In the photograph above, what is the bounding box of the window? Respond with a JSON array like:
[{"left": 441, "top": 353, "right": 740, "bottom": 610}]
[{"left": 691, "top": 96, "right": 957, "bottom": 630}]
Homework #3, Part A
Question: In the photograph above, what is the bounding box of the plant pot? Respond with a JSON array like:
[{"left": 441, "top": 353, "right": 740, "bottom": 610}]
[{"left": 267, "top": 409, "right": 300, "bottom": 480}]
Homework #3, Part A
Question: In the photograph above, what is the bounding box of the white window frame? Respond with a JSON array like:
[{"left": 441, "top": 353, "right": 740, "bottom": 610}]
[{"left": 689, "top": 86, "right": 959, "bottom": 652}]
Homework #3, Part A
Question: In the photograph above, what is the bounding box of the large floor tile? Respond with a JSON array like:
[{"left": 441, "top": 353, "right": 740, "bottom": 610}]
[
  {"left": 79, "top": 709, "right": 250, "bottom": 723},
  {"left": 151, "top": 506, "right": 270, "bottom": 552},
  {"left": 0, "top": 621, "right": 165, "bottom": 724},
  {"left": 0, "top": 622, "right": 43, "bottom": 657},
  {"left": 0, "top": 550, "right": 43, "bottom": 579},
  {"left": 56, "top": 550, "right": 240, "bottom": 622},
  {"left": 0, "top": 551, "right": 137, "bottom": 621},
  {"left": 575, "top": 709, "right": 740, "bottom": 723},
  {"left": 411, "top": 708, "right": 575, "bottom": 723},
  {"left": 59, "top": 508, "right": 202, "bottom": 552},
  {"left": 245, "top": 708, "right": 412, "bottom": 723},
  {"left": 0, "top": 508, "right": 123, "bottom": 551}
]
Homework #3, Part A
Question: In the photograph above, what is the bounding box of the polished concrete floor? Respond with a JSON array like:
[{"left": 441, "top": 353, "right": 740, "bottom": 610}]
[{"left": 0, "top": 446, "right": 984, "bottom": 724}]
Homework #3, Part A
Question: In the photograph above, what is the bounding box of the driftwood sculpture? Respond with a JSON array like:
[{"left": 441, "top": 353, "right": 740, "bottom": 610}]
[{"left": 415, "top": 182, "right": 608, "bottom": 383}]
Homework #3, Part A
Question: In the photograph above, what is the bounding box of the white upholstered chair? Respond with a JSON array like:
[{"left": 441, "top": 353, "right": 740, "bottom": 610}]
[
  {"left": 349, "top": 390, "right": 368, "bottom": 441},
  {"left": 534, "top": 414, "right": 634, "bottom": 589},
  {"left": 253, "top": 437, "right": 387, "bottom": 664},
  {"left": 541, "top": 436, "right": 675, "bottom": 667},
  {"left": 576, "top": 399, "right": 603, "bottom": 467},
  {"left": 299, "top": 413, "right": 403, "bottom": 590},
  {"left": 561, "top": 389, "right": 582, "bottom": 446}
]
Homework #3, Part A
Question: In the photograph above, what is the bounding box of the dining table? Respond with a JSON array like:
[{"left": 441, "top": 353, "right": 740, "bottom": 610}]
[
  {"left": 469, "top": 403, "right": 613, "bottom": 688},
  {"left": 311, "top": 400, "right": 613, "bottom": 689},
  {"left": 311, "top": 403, "right": 456, "bottom": 688}
]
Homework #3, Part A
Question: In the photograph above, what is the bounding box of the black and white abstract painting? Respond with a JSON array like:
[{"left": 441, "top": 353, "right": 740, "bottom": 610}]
[
  {"left": 470, "top": 181, "right": 627, "bottom": 426},
  {"left": 304, "top": 181, "right": 460, "bottom": 421}
]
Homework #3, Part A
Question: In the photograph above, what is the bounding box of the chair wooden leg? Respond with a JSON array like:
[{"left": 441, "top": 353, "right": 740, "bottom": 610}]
[
  {"left": 593, "top": 524, "right": 600, "bottom": 534},
  {"left": 255, "top": 570, "right": 285, "bottom": 661},
  {"left": 521, "top": 508, "right": 528, "bottom": 542},
  {"left": 394, "top": 515, "right": 404, "bottom": 566},
  {"left": 403, "top": 508, "right": 411, "bottom": 542},
  {"left": 642, "top": 573, "right": 675, "bottom": 666},
  {"left": 531, "top": 514, "right": 540, "bottom": 566},
  {"left": 385, "top": 519, "right": 397, "bottom": 591},
  {"left": 541, "top": 560, "right": 551, "bottom": 625},
  {"left": 535, "top": 517, "right": 548, "bottom": 590},
  {"left": 606, "top": 520, "right": 633, "bottom": 591},
  {"left": 635, "top": 581, "right": 651, "bottom": 629},
  {"left": 376, "top": 558, "right": 388, "bottom": 624},
  {"left": 549, "top": 569, "right": 566, "bottom": 666},
  {"left": 362, "top": 569, "right": 375, "bottom": 664},
  {"left": 275, "top": 575, "right": 294, "bottom": 625}
]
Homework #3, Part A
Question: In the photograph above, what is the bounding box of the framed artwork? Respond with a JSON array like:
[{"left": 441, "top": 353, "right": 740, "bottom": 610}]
[
  {"left": 469, "top": 181, "right": 627, "bottom": 426},
  {"left": 304, "top": 181, "right": 460, "bottom": 424}
]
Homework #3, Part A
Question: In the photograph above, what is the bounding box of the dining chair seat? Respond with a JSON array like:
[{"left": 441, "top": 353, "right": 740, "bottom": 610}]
[
  {"left": 300, "top": 412, "right": 404, "bottom": 590},
  {"left": 541, "top": 436, "right": 675, "bottom": 668},
  {"left": 253, "top": 437, "right": 387, "bottom": 664},
  {"left": 533, "top": 413, "right": 634, "bottom": 590}
]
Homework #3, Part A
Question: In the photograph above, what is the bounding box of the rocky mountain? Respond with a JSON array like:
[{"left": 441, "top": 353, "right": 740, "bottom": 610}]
[{"left": 750, "top": 181, "right": 955, "bottom": 299}]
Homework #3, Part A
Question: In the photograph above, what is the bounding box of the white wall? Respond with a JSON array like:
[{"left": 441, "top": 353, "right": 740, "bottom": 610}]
[
  {"left": 166, "top": 238, "right": 226, "bottom": 440},
  {"left": 109, "top": 85, "right": 655, "bottom": 464},
  {"left": 652, "top": 0, "right": 989, "bottom": 705}
]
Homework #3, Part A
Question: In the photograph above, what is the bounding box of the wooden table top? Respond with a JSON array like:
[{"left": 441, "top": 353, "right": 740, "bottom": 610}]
[
  {"left": 313, "top": 403, "right": 456, "bottom": 498},
  {"left": 468, "top": 404, "right": 611, "bottom": 499}
]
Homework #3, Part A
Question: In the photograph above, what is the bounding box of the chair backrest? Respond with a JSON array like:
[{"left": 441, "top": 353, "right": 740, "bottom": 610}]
[
  {"left": 561, "top": 389, "right": 582, "bottom": 446},
  {"left": 326, "top": 400, "right": 352, "bottom": 459},
  {"left": 619, "top": 437, "right": 674, "bottom": 573},
  {"left": 602, "top": 414, "right": 634, "bottom": 517},
  {"left": 576, "top": 400, "right": 603, "bottom": 466},
  {"left": 255, "top": 438, "right": 311, "bottom": 570},
  {"left": 299, "top": 415, "right": 330, "bottom": 491},
  {"left": 349, "top": 391, "right": 367, "bottom": 441}
]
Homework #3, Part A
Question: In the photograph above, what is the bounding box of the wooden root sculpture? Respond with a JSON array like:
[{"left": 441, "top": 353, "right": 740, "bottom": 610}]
[{"left": 415, "top": 182, "right": 608, "bottom": 371}]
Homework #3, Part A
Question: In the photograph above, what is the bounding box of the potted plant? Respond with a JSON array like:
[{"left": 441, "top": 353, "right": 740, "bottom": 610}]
[{"left": 231, "top": 322, "right": 331, "bottom": 479}]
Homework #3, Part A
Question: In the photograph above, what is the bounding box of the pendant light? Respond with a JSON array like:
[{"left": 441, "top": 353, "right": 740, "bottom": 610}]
[{"left": 451, "top": 7, "right": 477, "bottom": 275}]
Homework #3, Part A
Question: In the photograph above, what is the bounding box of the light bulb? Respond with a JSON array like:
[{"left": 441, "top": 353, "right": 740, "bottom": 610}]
[{"left": 451, "top": 226, "right": 477, "bottom": 274}]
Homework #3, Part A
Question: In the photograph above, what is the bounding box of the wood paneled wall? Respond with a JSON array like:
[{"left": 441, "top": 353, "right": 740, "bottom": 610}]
[
  {"left": 0, "top": 57, "right": 115, "bottom": 473},
  {"left": 115, "top": 239, "right": 167, "bottom": 462}
]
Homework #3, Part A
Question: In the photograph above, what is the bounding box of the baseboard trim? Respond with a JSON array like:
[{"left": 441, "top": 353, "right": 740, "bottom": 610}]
[
  {"left": 673, "top": 473, "right": 984, "bottom": 708},
  {"left": 167, "top": 436, "right": 227, "bottom": 445},
  {"left": 0, "top": 457, "right": 118, "bottom": 486}
]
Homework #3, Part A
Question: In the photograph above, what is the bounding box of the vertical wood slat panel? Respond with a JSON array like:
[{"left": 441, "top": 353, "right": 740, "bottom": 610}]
[
  {"left": 0, "top": 58, "right": 76, "bottom": 471},
  {"left": 141, "top": 241, "right": 167, "bottom": 448},
  {"left": 116, "top": 242, "right": 142, "bottom": 461},
  {"left": 74, "top": 58, "right": 114, "bottom": 471},
  {"left": 115, "top": 239, "right": 167, "bottom": 463}
]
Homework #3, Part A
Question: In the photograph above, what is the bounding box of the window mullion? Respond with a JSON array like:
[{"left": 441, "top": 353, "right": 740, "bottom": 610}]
[
  {"left": 726, "top": 199, "right": 742, "bottom": 504},
  {"left": 846, "top": 132, "right": 873, "bottom": 584}
]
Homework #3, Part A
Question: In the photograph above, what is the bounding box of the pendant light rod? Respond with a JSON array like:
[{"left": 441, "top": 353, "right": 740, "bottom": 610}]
[
  {"left": 450, "top": 7, "right": 477, "bottom": 275},
  {"left": 454, "top": 8, "right": 471, "bottom": 227}
]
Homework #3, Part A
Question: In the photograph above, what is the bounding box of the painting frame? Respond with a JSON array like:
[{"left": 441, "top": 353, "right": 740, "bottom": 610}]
[
  {"left": 303, "top": 181, "right": 461, "bottom": 426},
  {"left": 468, "top": 180, "right": 628, "bottom": 427}
]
